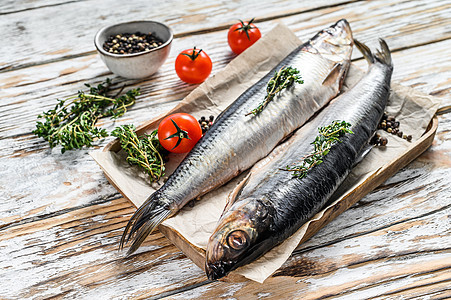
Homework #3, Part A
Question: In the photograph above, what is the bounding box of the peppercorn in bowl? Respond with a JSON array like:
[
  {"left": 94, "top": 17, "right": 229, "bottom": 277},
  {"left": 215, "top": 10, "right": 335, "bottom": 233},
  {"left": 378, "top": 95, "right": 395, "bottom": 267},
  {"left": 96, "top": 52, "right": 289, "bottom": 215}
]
[{"left": 94, "top": 20, "right": 173, "bottom": 79}]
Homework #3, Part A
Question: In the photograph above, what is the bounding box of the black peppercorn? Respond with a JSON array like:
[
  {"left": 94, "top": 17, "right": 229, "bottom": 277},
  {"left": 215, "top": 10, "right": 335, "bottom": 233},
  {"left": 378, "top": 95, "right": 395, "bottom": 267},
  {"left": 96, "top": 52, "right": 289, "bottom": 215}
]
[
  {"left": 198, "top": 115, "right": 216, "bottom": 134},
  {"left": 102, "top": 32, "right": 164, "bottom": 55}
]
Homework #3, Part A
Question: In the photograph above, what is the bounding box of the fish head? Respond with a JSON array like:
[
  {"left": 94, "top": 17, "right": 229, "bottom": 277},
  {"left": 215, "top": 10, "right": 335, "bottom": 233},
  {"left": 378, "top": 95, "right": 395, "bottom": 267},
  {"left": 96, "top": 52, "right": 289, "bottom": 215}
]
[
  {"left": 205, "top": 197, "right": 272, "bottom": 280},
  {"left": 306, "top": 19, "right": 353, "bottom": 89}
]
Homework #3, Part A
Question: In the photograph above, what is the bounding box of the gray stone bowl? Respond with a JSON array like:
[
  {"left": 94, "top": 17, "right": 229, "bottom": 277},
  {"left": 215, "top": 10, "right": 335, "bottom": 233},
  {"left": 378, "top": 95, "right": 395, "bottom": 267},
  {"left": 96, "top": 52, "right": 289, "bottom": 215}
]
[{"left": 94, "top": 20, "right": 173, "bottom": 79}]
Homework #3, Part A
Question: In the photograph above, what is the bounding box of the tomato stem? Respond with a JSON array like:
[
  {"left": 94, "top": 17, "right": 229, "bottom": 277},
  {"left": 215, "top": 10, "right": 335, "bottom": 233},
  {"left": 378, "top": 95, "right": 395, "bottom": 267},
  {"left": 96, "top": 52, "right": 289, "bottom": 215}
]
[
  {"left": 164, "top": 119, "right": 191, "bottom": 150},
  {"left": 181, "top": 46, "right": 203, "bottom": 61},
  {"left": 234, "top": 17, "right": 256, "bottom": 40}
]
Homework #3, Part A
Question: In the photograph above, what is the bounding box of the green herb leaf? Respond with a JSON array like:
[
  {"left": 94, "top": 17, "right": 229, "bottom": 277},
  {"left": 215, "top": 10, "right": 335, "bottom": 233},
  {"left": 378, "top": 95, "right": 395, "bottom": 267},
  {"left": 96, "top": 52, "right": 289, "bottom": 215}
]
[
  {"left": 111, "top": 125, "right": 166, "bottom": 182},
  {"left": 283, "top": 120, "right": 353, "bottom": 178},
  {"left": 33, "top": 79, "right": 139, "bottom": 153},
  {"left": 246, "top": 66, "right": 304, "bottom": 116}
]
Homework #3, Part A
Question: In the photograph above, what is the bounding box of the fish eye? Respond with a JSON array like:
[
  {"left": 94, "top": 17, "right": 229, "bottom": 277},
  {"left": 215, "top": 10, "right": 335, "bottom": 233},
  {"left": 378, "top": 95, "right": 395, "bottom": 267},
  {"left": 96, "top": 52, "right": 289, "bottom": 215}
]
[{"left": 227, "top": 230, "right": 248, "bottom": 250}]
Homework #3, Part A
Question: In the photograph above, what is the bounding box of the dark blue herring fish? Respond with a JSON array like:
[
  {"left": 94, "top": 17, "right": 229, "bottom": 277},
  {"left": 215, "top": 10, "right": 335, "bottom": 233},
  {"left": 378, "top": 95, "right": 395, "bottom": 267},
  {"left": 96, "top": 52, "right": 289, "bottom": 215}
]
[{"left": 206, "top": 39, "right": 393, "bottom": 280}]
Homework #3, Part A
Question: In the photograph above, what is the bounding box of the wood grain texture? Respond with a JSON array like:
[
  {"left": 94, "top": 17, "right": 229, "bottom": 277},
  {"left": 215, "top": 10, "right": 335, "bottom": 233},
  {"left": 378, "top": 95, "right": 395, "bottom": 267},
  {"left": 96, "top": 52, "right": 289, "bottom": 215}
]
[
  {"left": 2, "top": 152, "right": 448, "bottom": 299},
  {"left": 1, "top": 0, "right": 450, "bottom": 298},
  {"left": 0, "top": 0, "right": 358, "bottom": 70},
  {"left": 1, "top": 0, "right": 450, "bottom": 71},
  {"left": 0, "top": 0, "right": 80, "bottom": 15}
]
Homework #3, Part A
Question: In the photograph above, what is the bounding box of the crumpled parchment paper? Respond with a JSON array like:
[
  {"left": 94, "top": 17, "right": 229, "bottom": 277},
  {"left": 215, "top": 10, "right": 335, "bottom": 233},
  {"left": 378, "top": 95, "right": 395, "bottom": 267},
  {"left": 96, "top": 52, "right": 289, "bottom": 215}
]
[{"left": 91, "top": 23, "right": 441, "bottom": 283}]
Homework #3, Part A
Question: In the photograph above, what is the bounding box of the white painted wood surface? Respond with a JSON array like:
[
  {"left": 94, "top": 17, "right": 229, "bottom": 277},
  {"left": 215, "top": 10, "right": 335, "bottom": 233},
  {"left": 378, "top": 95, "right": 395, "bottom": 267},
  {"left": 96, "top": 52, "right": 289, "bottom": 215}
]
[{"left": 0, "top": 0, "right": 450, "bottom": 299}]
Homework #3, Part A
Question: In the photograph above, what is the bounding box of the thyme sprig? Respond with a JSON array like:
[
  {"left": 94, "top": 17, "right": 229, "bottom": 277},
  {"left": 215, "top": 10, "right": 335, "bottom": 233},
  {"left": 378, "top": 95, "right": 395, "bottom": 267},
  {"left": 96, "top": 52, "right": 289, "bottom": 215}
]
[
  {"left": 283, "top": 120, "right": 353, "bottom": 178},
  {"left": 33, "top": 79, "right": 139, "bottom": 153},
  {"left": 111, "top": 125, "right": 166, "bottom": 182},
  {"left": 246, "top": 66, "right": 304, "bottom": 116}
]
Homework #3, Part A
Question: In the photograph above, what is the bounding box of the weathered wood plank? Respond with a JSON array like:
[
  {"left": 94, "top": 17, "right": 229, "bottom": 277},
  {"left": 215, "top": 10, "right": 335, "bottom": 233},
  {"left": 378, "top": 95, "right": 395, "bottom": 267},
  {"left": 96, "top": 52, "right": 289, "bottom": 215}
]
[
  {"left": 0, "top": 0, "right": 79, "bottom": 15},
  {"left": 1, "top": 1, "right": 450, "bottom": 298},
  {"left": 0, "top": 198, "right": 206, "bottom": 299},
  {"left": 1, "top": 0, "right": 449, "bottom": 71},
  {"left": 1, "top": 24, "right": 450, "bottom": 152},
  {"left": 0, "top": 0, "right": 359, "bottom": 70},
  {"left": 2, "top": 160, "right": 448, "bottom": 299}
]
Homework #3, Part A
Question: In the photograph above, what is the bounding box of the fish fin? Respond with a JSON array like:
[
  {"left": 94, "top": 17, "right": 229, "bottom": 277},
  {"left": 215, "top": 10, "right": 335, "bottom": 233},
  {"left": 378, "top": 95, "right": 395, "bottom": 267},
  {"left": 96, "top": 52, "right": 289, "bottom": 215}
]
[
  {"left": 354, "top": 39, "right": 374, "bottom": 65},
  {"left": 354, "top": 39, "right": 392, "bottom": 68},
  {"left": 120, "top": 193, "right": 172, "bottom": 255},
  {"left": 375, "top": 39, "right": 392, "bottom": 67},
  {"left": 222, "top": 173, "right": 251, "bottom": 216},
  {"left": 353, "top": 143, "right": 373, "bottom": 167},
  {"left": 322, "top": 63, "right": 342, "bottom": 86}
]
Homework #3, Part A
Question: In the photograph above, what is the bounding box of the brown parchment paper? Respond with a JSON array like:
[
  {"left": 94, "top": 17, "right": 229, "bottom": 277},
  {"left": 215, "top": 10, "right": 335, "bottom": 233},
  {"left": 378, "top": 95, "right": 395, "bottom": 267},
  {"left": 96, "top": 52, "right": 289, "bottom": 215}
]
[{"left": 90, "top": 23, "right": 441, "bottom": 283}]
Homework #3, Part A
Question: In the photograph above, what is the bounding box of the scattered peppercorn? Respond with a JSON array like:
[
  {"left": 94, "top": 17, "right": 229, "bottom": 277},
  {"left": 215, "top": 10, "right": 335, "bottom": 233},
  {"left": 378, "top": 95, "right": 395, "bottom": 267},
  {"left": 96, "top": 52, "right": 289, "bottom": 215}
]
[
  {"left": 370, "top": 133, "right": 388, "bottom": 147},
  {"left": 103, "top": 32, "right": 164, "bottom": 55},
  {"left": 198, "top": 115, "right": 215, "bottom": 134},
  {"left": 377, "top": 113, "right": 412, "bottom": 142}
]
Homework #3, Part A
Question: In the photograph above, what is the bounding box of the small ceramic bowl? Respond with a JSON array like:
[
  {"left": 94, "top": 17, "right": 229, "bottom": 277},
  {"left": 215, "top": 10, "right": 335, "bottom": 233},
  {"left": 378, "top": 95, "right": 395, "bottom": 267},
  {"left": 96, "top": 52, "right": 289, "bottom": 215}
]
[{"left": 94, "top": 20, "right": 173, "bottom": 79}]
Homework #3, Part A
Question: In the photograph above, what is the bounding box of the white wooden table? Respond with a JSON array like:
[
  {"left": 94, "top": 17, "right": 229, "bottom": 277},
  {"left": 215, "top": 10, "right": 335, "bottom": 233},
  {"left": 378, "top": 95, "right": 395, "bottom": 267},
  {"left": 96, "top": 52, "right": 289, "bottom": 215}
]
[{"left": 1, "top": 0, "right": 450, "bottom": 299}]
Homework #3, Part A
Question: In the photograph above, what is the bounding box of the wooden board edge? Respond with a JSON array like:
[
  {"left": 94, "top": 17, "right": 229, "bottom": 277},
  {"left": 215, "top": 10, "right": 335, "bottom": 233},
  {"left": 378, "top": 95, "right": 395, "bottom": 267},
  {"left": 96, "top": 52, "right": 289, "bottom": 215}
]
[{"left": 158, "top": 224, "right": 206, "bottom": 270}]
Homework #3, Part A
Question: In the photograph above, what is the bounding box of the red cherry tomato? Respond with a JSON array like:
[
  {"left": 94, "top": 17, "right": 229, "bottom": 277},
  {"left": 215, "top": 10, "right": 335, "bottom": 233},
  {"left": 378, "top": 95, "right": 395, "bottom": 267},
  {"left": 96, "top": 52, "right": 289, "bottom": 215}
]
[
  {"left": 158, "top": 113, "right": 202, "bottom": 153},
  {"left": 175, "top": 47, "right": 212, "bottom": 84},
  {"left": 227, "top": 18, "right": 261, "bottom": 54}
]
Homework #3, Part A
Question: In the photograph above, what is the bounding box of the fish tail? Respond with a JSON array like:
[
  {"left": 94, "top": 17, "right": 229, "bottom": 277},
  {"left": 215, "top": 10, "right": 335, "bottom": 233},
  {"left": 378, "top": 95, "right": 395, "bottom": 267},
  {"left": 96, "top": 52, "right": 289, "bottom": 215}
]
[
  {"left": 354, "top": 39, "right": 392, "bottom": 68},
  {"left": 375, "top": 39, "right": 392, "bottom": 67},
  {"left": 120, "top": 193, "right": 172, "bottom": 255}
]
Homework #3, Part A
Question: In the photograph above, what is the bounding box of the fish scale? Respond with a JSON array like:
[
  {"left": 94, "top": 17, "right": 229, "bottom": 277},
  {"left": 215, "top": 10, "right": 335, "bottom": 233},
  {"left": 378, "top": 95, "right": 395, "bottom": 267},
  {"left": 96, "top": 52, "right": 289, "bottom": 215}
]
[
  {"left": 206, "top": 39, "right": 393, "bottom": 280},
  {"left": 120, "top": 19, "right": 354, "bottom": 255}
]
